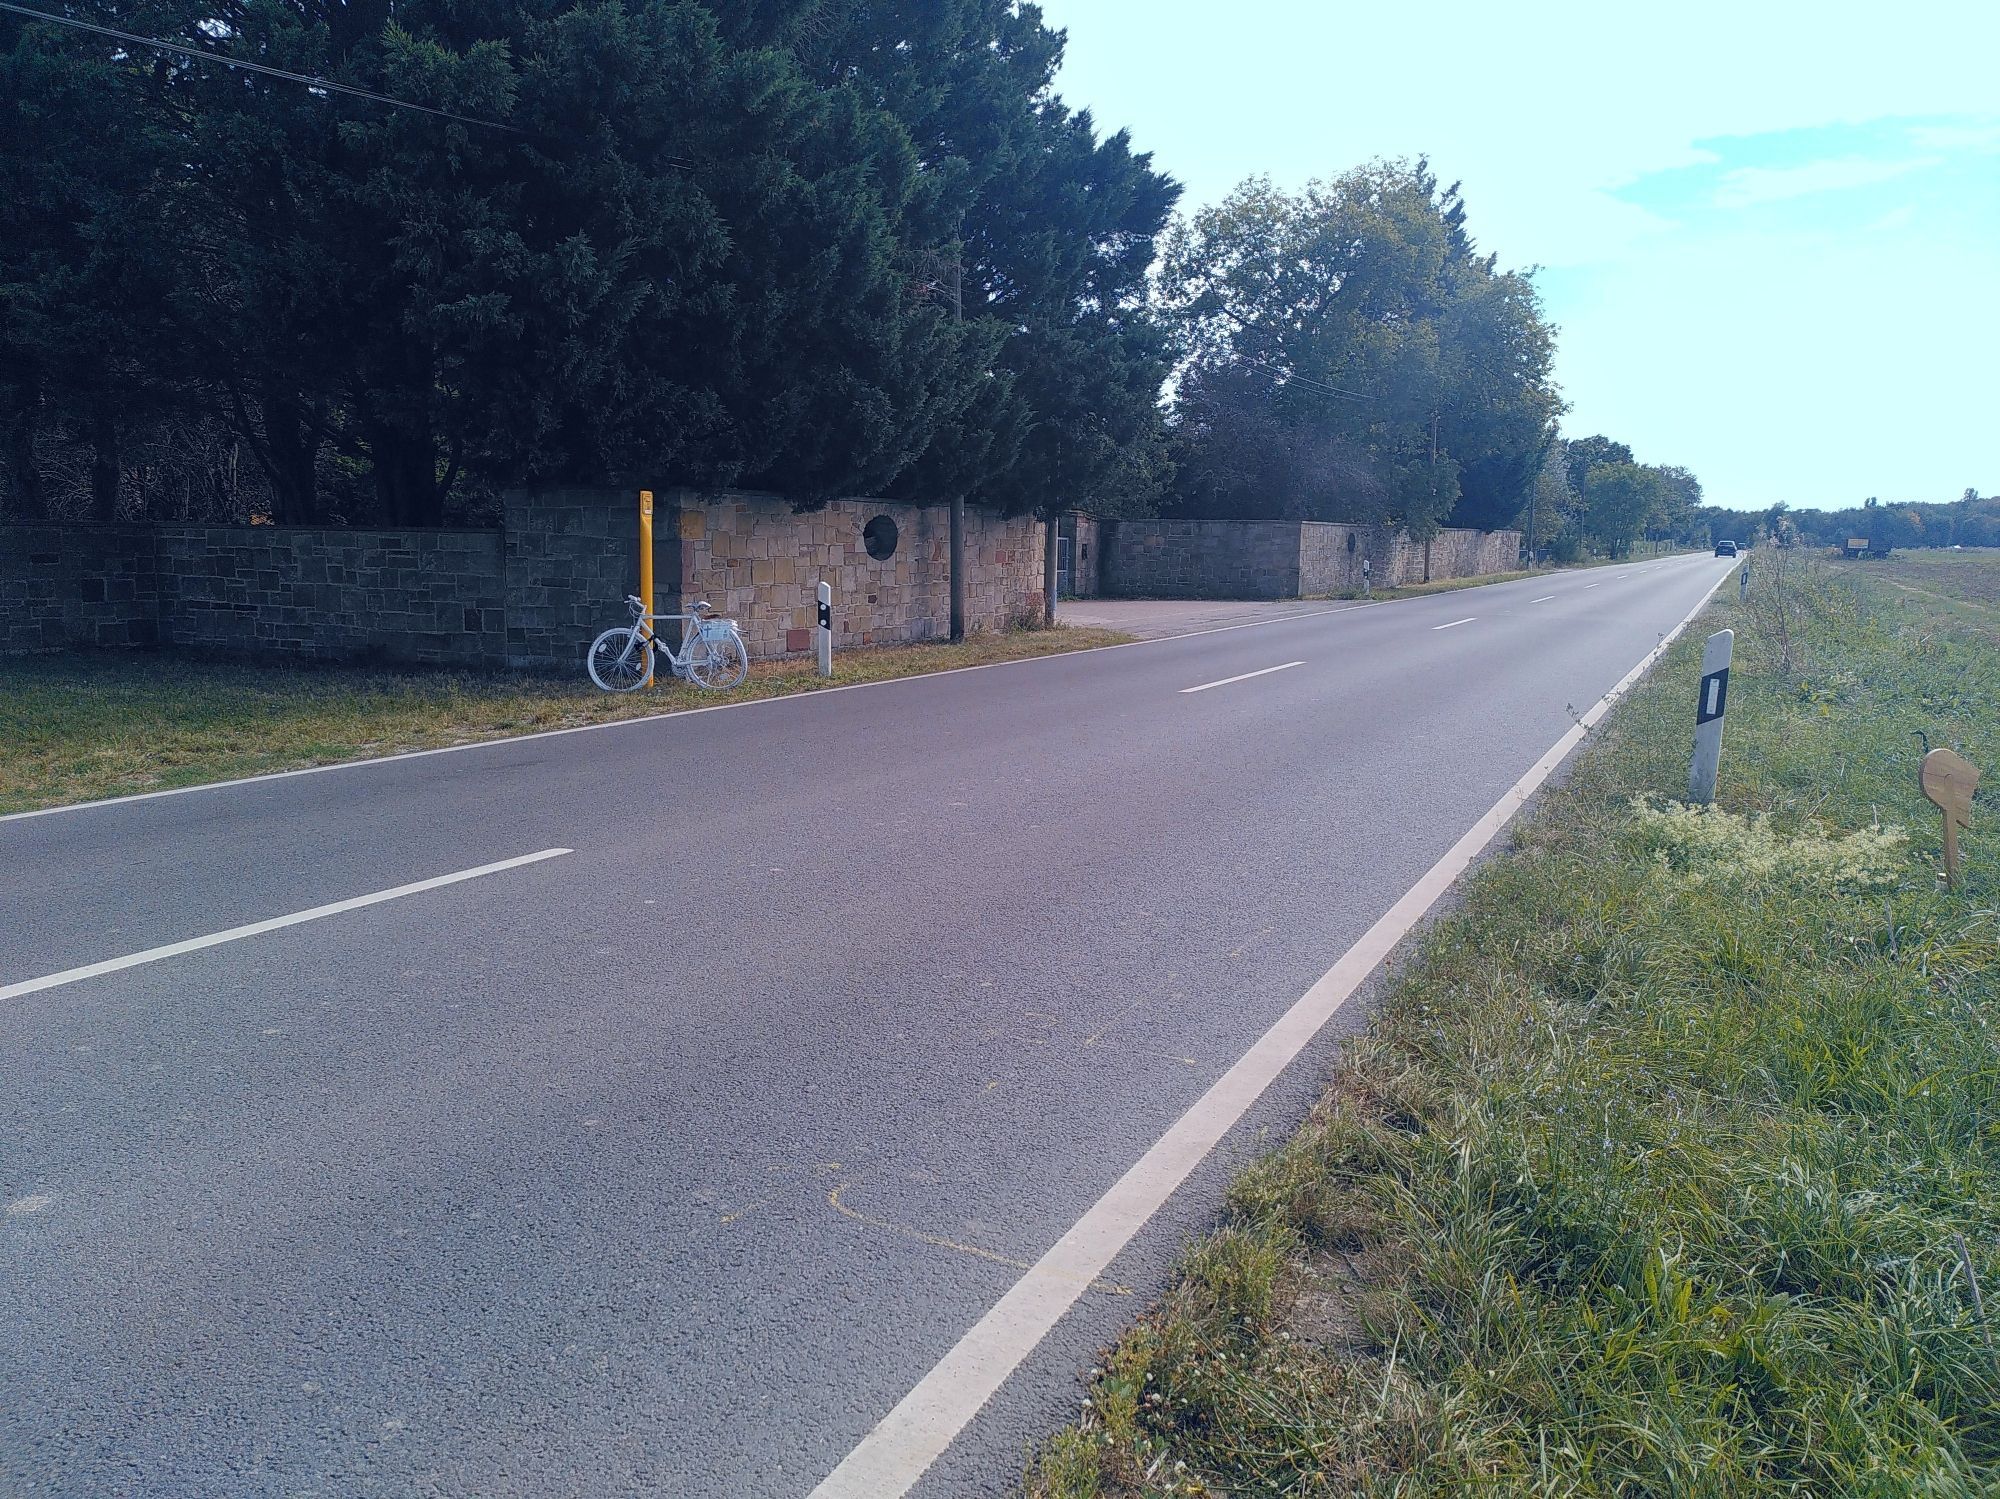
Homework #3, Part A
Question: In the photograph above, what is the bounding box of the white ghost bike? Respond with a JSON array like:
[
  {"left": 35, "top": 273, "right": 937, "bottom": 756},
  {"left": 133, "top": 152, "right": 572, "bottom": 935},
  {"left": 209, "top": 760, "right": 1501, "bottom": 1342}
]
[{"left": 587, "top": 595, "right": 749, "bottom": 692}]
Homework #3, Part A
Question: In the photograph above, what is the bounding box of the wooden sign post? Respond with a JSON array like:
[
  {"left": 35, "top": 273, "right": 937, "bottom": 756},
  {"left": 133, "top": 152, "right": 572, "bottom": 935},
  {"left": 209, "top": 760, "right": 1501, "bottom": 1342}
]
[{"left": 1920, "top": 748, "right": 1979, "bottom": 889}]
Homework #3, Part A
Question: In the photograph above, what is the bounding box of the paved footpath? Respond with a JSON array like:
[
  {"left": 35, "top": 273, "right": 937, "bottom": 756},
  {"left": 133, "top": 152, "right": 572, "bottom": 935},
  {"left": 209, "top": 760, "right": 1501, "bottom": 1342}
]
[{"left": 1, "top": 554, "right": 1731, "bottom": 1498}]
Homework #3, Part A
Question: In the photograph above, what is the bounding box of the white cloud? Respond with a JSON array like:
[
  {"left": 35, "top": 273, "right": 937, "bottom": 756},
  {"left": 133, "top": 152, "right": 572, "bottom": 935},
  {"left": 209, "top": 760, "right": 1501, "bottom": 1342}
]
[
  {"left": 1905, "top": 119, "right": 2000, "bottom": 152},
  {"left": 1040, "top": 0, "right": 2000, "bottom": 507},
  {"left": 1867, "top": 204, "right": 1917, "bottom": 232},
  {"left": 1711, "top": 155, "right": 1939, "bottom": 209}
]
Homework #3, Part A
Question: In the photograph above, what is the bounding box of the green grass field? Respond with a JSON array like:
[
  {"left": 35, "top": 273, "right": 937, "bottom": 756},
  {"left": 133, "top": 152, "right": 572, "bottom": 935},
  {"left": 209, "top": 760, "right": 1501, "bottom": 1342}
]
[
  {"left": 1030, "top": 552, "right": 2000, "bottom": 1497},
  {"left": 0, "top": 626, "right": 1130, "bottom": 815}
]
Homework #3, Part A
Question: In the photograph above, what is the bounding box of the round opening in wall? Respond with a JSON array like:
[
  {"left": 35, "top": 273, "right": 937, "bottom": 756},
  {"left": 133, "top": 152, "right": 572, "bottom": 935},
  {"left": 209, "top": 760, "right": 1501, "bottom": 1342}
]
[{"left": 863, "top": 514, "right": 899, "bottom": 561}]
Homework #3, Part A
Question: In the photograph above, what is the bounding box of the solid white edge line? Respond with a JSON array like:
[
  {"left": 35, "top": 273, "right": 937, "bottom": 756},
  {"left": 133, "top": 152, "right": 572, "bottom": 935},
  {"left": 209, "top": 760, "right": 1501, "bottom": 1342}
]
[
  {"left": 806, "top": 562, "right": 1736, "bottom": 1499},
  {"left": 1431, "top": 616, "right": 1476, "bottom": 631},
  {"left": 1179, "top": 661, "right": 1304, "bottom": 694},
  {"left": 0, "top": 848, "right": 572, "bottom": 1002}
]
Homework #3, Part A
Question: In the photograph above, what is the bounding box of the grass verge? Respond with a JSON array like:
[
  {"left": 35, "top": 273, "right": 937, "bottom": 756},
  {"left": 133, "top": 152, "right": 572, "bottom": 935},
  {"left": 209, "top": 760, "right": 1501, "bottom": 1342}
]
[
  {"left": 0, "top": 625, "right": 1131, "bottom": 815},
  {"left": 1028, "top": 553, "right": 2000, "bottom": 1497}
]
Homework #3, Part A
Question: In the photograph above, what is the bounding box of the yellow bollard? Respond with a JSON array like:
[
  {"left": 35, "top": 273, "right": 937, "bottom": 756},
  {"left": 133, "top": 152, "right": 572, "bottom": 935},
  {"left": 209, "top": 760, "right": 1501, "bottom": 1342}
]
[{"left": 638, "top": 489, "right": 654, "bottom": 687}]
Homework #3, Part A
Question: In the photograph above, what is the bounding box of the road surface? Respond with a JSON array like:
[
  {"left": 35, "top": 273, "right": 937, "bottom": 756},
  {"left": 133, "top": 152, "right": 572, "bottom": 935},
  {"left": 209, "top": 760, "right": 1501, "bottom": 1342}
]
[{"left": 1, "top": 554, "right": 1731, "bottom": 1498}]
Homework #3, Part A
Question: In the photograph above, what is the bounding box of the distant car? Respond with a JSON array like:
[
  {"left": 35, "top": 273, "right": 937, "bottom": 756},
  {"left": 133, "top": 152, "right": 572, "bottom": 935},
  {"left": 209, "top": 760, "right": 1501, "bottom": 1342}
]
[{"left": 1714, "top": 540, "right": 1738, "bottom": 557}]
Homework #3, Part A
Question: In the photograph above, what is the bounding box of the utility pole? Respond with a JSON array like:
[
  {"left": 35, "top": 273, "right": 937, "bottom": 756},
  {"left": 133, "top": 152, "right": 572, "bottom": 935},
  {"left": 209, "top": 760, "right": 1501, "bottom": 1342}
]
[
  {"left": 1524, "top": 461, "right": 1540, "bottom": 568},
  {"left": 949, "top": 494, "right": 966, "bottom": 642},
  {"left": 946, "top": 244, "right": 967, "bottom": 644},
  {"left": 1042, "top": 507, "right": 1059, "bottom": 626}
]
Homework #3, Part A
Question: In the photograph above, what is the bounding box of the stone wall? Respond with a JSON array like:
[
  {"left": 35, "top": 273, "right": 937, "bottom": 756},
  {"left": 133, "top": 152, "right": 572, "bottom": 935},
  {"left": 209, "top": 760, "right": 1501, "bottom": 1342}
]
[
  {"left": 500, "top": 488, "right": 678, "bottom": 673},
  {"left": 1102, "top": 519, "right": 1522, "bottom": 598},
  {"left": 0, "top": 522, "right": 507, "bottom": 664},
  {"left": 0, "top": 524, "right": 158, "bottom": 654},
  {"left": 1413, "top": 527, "right": 1520, "bottom": 584},
  {"left": 671, "top": 490, "right": 1043, "bottom": 659},
  {"left": 0, "top": 488, "right": 1042, "bottom": 669},
  {"left": 156, "top": 527, "right": 507, "bottom": 665},
  {"left": 1100, "top": 519, "right": 1306, "bottom": 599},
  {"left": 1297, "top": 523, "right": 1395, "bottom": 595},
  {"left": 1057, "top": 512, "right": 1104, "bottom": 599}
]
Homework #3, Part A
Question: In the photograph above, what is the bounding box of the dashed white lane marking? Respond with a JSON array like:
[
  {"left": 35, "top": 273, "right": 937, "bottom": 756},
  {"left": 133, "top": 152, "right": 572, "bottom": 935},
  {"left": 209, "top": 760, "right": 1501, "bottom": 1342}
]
[
  {"left": 805, "top": 562, "right": 1737, "bottom": 1499},
  {"left": 1431, "top": 617, "right": 1476, "bottom": 631},
  {"left": 1180, "top": 661, "right": 1304, "bottom": 694},
  {"left": 1530, "top": 595, "right": 1557, "bottom": 603},
  {"left": 0, "top": 849, "right": 572, "bottom": 1002},
  {"left": 1584, "top": 583, "right": 1600, "bottom": 589}
]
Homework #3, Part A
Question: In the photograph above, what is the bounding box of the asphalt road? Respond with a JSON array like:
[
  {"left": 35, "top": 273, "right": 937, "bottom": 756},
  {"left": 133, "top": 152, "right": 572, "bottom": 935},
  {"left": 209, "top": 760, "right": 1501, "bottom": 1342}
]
[{"left": 1, "top": 553, "right": 1734, "bottom": 1498}]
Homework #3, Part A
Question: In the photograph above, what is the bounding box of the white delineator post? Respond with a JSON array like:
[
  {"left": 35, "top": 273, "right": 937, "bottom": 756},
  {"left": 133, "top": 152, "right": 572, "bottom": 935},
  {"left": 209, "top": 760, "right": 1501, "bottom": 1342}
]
[
  {"left": 815, "top": 579, "right": 833, "bottom": 678},
  {"left": 1739, "top": 560, "right": 1751, "bottom": 598},
  {"left": 1688, "top": 628, "right": 1733, "bottom": 804}
]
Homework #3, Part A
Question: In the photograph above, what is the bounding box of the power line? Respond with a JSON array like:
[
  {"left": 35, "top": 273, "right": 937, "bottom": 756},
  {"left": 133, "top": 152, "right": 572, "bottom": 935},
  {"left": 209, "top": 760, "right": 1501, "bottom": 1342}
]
[
  {"left": 1242, "top": 355, "right": 1370, "bottom": 401},
  {"left": 1211, "top": 304, "right": 1370, "bottom": 399},
  {"left": 0, "top": 0, "right": 521, "bottom": 132}
]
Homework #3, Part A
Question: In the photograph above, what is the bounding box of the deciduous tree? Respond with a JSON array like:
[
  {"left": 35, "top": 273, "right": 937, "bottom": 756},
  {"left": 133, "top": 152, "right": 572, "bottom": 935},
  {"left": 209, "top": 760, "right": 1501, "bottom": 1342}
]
[{"left": 1155, "top": 162, "right": 1557, "bottom": 537}]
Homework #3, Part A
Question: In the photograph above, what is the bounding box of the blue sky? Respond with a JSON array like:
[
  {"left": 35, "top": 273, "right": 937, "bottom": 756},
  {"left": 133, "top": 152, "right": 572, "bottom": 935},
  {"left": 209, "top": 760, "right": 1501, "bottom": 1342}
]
[{"left": 1037, "top": 0, "right": 1998, "bottom": 512}]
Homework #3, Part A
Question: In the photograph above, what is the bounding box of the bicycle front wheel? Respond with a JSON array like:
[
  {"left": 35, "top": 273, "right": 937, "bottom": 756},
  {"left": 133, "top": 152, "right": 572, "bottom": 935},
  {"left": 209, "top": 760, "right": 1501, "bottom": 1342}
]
[
  {"left": 687, "top": 627, "right": 749, "bottom": 690},
  {"left": 587, "top": 626, "right": 653, "bottom": 692}
]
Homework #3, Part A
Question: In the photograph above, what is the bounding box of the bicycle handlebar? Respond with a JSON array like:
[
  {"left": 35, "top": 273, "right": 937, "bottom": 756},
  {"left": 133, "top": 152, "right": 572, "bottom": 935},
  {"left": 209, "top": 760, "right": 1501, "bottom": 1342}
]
[{"left": 625, "top": 595, "right": 719, "bottom": 619}]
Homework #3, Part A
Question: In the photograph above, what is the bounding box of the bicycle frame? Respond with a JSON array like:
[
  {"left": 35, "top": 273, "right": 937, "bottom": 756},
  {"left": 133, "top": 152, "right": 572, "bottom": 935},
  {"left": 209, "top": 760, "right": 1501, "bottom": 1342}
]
[{"left": 621, "top": 595, "right": 728, "bottom": 678}]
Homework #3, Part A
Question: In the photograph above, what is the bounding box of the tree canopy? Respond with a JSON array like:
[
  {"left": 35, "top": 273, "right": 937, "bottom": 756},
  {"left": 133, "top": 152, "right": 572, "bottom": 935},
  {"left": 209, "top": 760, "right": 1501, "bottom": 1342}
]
[
  {"left": 0, "top": 0, "right": 1176, "bottom": 524},
  {"left": 1152, "top": 162, "right": 1561, "bottom": 537},
  {"left": 2, "top": 3, "right": 1755, "bottom": 552}
]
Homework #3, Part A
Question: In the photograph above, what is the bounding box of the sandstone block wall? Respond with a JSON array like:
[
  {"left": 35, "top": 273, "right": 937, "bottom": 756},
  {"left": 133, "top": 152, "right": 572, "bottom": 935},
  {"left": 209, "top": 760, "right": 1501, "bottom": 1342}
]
[
  {"left": 1101, "top": 520, "right": 1522, "bottom": 597},
  {"left": 8, "top": 501, "right": 1495, "bottom": 668},
  {"left": 0, "top": 489, "right": 1043, "bottom": 669},
  {"left": 673, "top": 491, "right": 1043, "bottom": 659},
  {"left": 1057, "top": 512, "right": 1103, "bottom": 599}
]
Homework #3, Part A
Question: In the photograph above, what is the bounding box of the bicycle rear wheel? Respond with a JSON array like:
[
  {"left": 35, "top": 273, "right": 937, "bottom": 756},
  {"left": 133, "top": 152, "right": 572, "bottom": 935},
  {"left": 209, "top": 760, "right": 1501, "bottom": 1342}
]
[
  {"left": 687, "top": 627, "right": 749, "bottom": 689},
  {"left": 587, "top": 626, "right": 653, "bottom": 692}
]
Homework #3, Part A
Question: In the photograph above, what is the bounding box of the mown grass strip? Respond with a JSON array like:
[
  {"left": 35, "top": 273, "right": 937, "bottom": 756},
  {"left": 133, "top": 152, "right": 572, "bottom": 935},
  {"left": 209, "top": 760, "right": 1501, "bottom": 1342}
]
[
  {"left": 1029, "top": 553, "right": 2000, "bottom": 1498},
  {"left": 0, "top": 625, "right": 1132, "bottom": 815}
]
